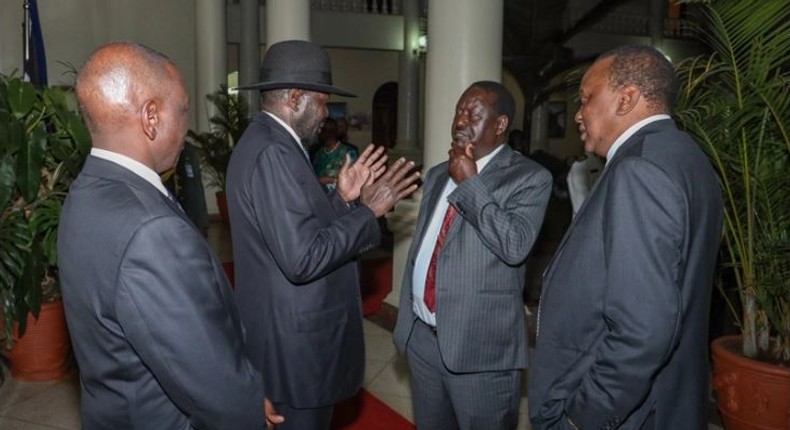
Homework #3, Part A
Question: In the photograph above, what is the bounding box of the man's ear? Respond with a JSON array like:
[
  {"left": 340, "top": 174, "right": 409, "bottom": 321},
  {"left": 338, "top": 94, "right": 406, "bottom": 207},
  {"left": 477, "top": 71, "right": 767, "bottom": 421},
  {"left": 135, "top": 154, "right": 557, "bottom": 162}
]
[
  {"left": 496, "top": 115, "right": 509, "bottom": 137},
  {"left": 616, "top": 85, "right": 641, "bottom": 115},
  {"left": 141, "top": 99, "right": 159, "bottom": 141},
  {"left": 289, "top": 89, "right": 305, "bottom": 112}
]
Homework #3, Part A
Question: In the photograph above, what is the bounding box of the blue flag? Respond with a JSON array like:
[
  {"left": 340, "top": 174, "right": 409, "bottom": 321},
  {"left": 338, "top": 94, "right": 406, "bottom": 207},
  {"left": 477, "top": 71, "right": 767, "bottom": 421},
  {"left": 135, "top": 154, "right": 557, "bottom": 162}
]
[{"left": 24, "top": 0, "right": 47, "bottom": 86}]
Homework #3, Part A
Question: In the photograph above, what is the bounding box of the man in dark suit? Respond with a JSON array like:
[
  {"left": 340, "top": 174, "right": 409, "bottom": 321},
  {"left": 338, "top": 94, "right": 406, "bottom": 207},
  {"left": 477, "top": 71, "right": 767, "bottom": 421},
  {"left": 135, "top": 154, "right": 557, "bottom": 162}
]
[
  {"left": 227, "top": 40, "right": 420, "bottom": 430},
  {"left": 392, "top": 81, "right": 552, "bottom": 430},
  {"left": 529, "top": 45, "right": 723, "bottom": 429},
  {"left": 58, "top": 42, "right": 281, "bottom": 429}
]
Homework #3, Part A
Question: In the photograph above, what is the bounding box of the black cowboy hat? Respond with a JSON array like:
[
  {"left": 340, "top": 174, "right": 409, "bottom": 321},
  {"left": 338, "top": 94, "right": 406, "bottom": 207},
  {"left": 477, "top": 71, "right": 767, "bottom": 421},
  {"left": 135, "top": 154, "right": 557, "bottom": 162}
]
[{"left": 234, "top": 40, "right": 356, "bottom": 97}]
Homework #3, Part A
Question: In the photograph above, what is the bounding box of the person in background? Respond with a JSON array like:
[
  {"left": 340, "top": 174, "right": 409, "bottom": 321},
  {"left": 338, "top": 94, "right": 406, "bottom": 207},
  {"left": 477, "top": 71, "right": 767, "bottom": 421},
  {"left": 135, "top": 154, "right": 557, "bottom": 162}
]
[
  {"left": 336, "top": 116, "right": 360, "bottom": 153},
  {"left": 393, "top": 81, "right": 552, "bottom": 430},
  {"left": 58, "top": 42, "right": 281, "bottom": 429},
  {"left": 529, "top": 45, "right": 723, "bottom": 430},
  {"left": 312, "top": 117, "right": 359, "bottom": 192},
  {"left": 566, "top": 152, "right": 603, "bottom": 217},
  {"left": 228, "top": 40, "right": 420, "bottom": 430}
]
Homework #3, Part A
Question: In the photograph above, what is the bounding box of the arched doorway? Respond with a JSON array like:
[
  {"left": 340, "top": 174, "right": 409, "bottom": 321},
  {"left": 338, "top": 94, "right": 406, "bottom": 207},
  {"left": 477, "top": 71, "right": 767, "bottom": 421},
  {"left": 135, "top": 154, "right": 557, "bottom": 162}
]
[{"left": 371, "top": 82, "right": 398, "bottom": 148}]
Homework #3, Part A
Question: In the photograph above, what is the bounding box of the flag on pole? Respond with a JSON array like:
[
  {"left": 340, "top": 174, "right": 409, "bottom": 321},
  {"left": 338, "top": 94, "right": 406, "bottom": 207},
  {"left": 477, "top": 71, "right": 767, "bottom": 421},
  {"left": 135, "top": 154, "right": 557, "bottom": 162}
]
[{"left": 23, "top": 0, "right": 47, "bottom": 86}]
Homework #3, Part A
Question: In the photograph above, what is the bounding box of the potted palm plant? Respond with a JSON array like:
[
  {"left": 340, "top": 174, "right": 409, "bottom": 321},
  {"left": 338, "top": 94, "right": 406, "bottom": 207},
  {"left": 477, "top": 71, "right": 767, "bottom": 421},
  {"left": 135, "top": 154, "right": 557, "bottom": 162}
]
[
  {"left": 186, "top": 85, "right": 249, "bottom": 222},
  {"left": 0, "top": 75, "right": 90, "bottom": 380},
  {"left": 676, "top": 0, "right": 789, "bottom": 428}
]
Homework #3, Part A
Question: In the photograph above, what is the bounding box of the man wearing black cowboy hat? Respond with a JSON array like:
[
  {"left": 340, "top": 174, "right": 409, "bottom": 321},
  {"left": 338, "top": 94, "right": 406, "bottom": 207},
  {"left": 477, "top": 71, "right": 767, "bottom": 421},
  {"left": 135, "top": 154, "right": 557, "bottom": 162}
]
[{"left": 227, "top": 40, "right": 420, "bottom": 430}]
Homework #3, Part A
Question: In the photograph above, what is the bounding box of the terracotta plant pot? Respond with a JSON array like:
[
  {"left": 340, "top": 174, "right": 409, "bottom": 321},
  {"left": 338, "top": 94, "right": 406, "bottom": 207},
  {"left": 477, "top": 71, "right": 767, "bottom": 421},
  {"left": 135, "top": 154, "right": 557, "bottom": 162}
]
[
  {"left": 711, "top": 335, "right": 790, "bottom": 429},
  {"left": 4, "top": 301, "right": 72, "bottom": 381},
  {"left": 216, "top": 190, "right": 229, "bottom": 223}
]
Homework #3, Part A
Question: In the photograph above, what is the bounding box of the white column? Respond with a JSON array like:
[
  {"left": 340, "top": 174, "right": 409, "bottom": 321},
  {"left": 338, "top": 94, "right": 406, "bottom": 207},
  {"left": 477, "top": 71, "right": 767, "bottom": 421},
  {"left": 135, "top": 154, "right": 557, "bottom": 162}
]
[
  {"left": 395, "top": 0, "right": 420, "bottom": 156},
  {"left": 195, "top": 0, "right": 226, "bottom": 133},
  {"left": 423, "top": 0, "right": 503, "bottom": 167},
  {"left": 266, "top": 0, "right": 311, "bottom": 44},
  {"left": 239, "top": 0, "right": 260, "bottom": 115},
  {"left": 386, "top": 0, "right": 504, "bottom": 308}
]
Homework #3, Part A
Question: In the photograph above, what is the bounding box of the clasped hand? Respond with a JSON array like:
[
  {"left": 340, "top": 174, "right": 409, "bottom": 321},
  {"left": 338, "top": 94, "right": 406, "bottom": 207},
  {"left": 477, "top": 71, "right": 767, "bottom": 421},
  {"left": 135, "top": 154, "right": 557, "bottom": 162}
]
[{"left": 337, "top": 145, "right": 388, "bottom": 202}]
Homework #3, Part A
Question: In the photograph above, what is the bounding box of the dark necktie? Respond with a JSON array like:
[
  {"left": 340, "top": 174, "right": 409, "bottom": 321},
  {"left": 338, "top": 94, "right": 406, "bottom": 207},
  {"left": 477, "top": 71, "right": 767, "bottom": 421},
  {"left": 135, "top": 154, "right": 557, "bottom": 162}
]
[{"left": 423, "top": 205, "right": 457, "bottom": 313}]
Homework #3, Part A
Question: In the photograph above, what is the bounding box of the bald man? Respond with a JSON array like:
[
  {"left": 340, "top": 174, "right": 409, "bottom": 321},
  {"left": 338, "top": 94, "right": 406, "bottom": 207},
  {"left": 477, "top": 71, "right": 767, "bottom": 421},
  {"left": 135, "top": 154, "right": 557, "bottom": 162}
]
[{"left": 58, "top": 42, "right": 281, "bottom": 429}]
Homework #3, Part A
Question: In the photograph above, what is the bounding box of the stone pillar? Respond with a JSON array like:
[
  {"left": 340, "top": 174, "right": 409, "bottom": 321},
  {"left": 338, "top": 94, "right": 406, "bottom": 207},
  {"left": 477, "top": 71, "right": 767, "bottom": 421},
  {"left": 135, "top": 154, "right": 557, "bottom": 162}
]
[
  {"left": 394, "top": 0, "right": 420, "bottom": 159},
  {"left": 266, "top": 0, "right": 311, "bottom": 45},
  {"left": 386, "top": 0, "right": 504, "bottom": 307},
  {"left": 195, "top": 0, "right": 226, "bottom": 132},
  {"left": 239, "top": 0, "right": 260, "bottom": 115}
]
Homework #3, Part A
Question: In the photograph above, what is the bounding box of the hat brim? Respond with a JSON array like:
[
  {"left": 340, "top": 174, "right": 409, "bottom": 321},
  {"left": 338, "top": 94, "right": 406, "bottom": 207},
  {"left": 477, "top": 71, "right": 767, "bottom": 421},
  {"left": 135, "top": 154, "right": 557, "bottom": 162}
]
[{"left": 233, "top": 81, "right": 356, "bottom": 97}]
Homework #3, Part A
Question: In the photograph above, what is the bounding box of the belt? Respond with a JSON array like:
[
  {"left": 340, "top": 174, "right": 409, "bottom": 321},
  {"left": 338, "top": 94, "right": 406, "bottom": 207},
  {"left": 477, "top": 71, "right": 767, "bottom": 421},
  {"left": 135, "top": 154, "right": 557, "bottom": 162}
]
[{"left": 417, "top": 318, "right": 437, "bottom": 336}]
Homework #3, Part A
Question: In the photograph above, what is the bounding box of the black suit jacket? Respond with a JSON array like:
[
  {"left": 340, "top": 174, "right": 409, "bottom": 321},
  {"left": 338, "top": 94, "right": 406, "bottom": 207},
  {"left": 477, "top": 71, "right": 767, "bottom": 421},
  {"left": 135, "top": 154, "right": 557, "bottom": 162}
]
[
  {"left": 529, "top": 119, "right": 723, "bottom": 429},
  {"left": 58, "top": 156, "right": 264, "bottom": 429},
  {"left": 227, "top": 112, "right": 381, "bottom": 408}
]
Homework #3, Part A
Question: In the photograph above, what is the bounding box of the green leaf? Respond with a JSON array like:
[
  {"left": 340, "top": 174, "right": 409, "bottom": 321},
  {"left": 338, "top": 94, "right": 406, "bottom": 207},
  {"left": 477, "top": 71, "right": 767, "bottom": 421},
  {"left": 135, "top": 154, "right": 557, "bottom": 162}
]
[
  {"left": 0, "top": 155, "right": 16, "bottom": 210},
  {"left": 16, "top": 126, "right": 47, "bottom": 202},
  {"left": 0, "top": 109, "right": 25, "bottom": 155},
  {"left": 6, "top": 78, "right": 37, "bottom": 119}
]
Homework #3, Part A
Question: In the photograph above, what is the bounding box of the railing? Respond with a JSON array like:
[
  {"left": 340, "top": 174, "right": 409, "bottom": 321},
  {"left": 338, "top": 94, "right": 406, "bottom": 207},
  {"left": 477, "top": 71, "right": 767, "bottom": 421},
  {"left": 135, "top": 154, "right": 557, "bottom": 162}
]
[
  {"left": 310, "top": 0, "right": 401, "bottom": 14},
  {"left": 565, "top": 12, "right": 693, "bottom": 38}
]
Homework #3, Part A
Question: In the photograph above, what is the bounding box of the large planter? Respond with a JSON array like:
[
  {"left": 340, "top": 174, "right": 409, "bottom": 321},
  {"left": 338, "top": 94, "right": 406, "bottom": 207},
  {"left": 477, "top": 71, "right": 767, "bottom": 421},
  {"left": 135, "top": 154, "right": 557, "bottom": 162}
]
[
  {"left": 3, "top": 301, "right": 71, "bottom": 381},
  {"left": 712, "top": 335, "right": 789, "bottom": 429}
]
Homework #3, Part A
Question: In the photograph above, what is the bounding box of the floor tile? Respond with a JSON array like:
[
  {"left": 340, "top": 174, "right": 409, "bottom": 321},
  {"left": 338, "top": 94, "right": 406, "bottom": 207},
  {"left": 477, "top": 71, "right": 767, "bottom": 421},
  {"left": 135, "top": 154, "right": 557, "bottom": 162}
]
[
  {"left": 2, "top": 376, "right": 80, "bottom": 429},
  {"left": 0, "top": 417, "right": 74, "bottom": 430}
]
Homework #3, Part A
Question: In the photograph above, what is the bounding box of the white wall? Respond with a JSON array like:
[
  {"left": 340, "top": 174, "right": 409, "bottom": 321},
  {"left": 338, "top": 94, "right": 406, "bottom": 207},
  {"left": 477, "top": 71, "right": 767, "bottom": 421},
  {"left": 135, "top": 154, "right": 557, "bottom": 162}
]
[{"left": 1, "top": 0, "right": 198, "bottom": 127}]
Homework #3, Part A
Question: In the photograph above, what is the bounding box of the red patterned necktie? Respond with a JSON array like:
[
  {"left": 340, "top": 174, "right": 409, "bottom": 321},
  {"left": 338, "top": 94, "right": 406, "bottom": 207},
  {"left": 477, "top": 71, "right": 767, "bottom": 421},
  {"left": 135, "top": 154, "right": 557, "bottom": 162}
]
[{"left": 423, "top": 205, "right": 457, "bottom": 313}]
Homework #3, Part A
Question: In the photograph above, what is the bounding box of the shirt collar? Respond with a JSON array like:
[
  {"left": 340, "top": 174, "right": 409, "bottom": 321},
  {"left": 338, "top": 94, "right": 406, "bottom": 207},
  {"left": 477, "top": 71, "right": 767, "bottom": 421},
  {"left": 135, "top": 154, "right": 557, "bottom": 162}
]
[
  {"left": 264, "top": 110, "right": 306, "bottom": 152},
  {"left": 476, "top": 143, "right": 505, "bottom": 173},
  {"left": 605, "top": 114, "right": 671, "bottom": 165},
  {"left": 90, "top": 148, "right": 169, "bottom": 196}
]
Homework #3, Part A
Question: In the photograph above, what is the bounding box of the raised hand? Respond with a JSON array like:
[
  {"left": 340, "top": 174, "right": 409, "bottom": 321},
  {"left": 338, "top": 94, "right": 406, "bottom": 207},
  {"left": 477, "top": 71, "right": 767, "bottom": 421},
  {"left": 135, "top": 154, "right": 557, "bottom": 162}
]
[
  {"left": 448, "top": 143, "right": 477, "bottom": 184},
  {"left": 360, "top": 157, "right": 421, "bottom": 217},
  {"left": 337, "top": 145, "right": 388, "bottom": 202}
]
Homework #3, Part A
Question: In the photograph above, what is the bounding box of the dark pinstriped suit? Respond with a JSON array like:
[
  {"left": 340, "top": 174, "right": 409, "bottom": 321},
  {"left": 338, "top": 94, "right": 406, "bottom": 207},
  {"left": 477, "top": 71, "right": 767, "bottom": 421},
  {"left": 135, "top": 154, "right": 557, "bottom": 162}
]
[{"left": 393, "top": 145, "right": 551, "bottom": 429}]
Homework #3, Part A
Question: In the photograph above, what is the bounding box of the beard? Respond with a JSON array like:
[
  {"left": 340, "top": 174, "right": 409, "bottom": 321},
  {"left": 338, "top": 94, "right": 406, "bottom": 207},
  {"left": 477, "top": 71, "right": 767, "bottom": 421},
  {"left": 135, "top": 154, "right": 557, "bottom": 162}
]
[{"left": 293, "top": 99, "right": 325, "bottom": 147}]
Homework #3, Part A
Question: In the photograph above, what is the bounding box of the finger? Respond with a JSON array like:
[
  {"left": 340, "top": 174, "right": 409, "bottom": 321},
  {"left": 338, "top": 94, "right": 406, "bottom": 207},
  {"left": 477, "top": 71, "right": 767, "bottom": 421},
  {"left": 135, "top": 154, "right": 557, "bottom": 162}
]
[
  {"left": 388, "top": 160, "right": 417, "bottom": 182},
  {"left": 371, "top": 164, "right": 386, "bottom": 181},
  {"left": 370, "top": 152, "right": 388, "bottom": 173},
  {"left": 464, "top": 144, "right": 475, "bottom": 159},
  {"left": 356, "top": 144, "right": 376, "bottom": 165},
  {"left": 365, "top": 146, "right": 387, "bottom": 167},
  {"left": 338, "top": 154, "right": 352, "bottom": 175},
  {"left": 395, "top": 183, "right": 420, "bottom": 200},
  {"left": 381, "top": 157, "right": 408, "bottom": 181},
  {"left": 393, "top": 171, "right": 421, "bottom": 191}
]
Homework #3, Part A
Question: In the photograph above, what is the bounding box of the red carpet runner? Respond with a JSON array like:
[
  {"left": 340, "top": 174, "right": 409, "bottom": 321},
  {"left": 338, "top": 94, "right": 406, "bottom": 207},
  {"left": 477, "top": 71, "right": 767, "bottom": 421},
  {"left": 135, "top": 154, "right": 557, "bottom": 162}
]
[{"left": 331, "top": 389, "right": 415, "bottom": 430}]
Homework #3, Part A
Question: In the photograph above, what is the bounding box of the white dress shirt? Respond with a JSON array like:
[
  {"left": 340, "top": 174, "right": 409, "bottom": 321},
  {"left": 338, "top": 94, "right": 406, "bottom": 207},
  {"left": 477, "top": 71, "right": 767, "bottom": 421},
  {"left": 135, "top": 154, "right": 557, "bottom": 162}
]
[
  {"left": 605, "top": 114, "right": 670, "bottom": 166},
  {"left": 90, "top": 148, "right": 171, "bottom": 198},
  {"left": 412, "top": 144, "right": 505, "bottom": 326}
]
